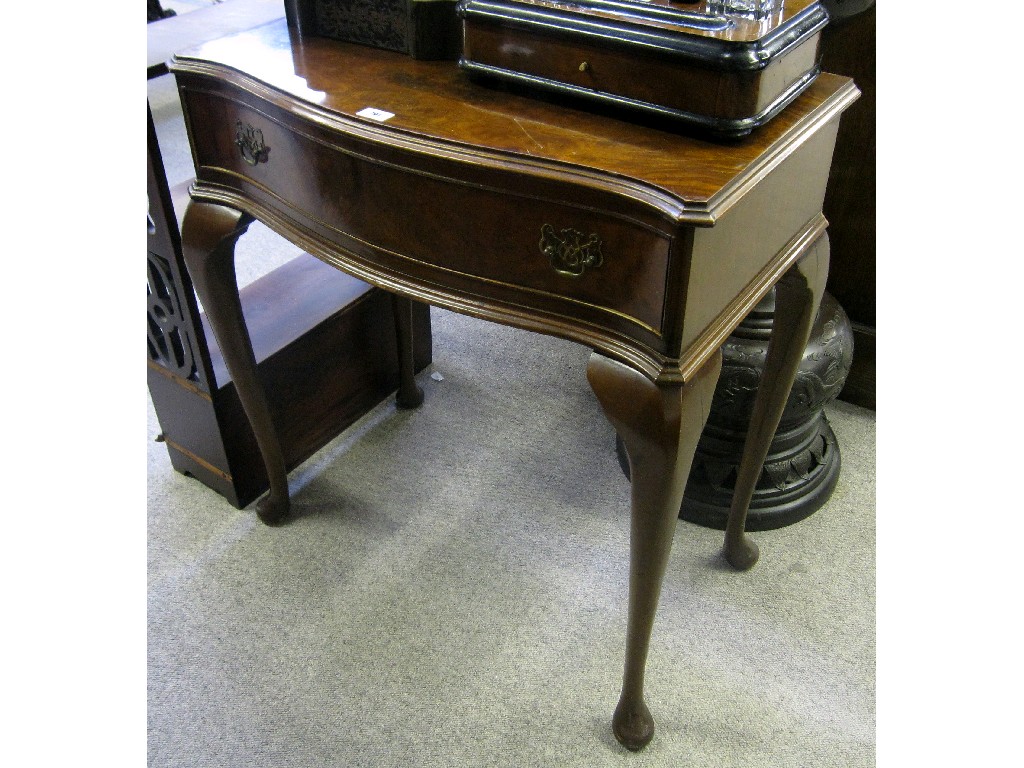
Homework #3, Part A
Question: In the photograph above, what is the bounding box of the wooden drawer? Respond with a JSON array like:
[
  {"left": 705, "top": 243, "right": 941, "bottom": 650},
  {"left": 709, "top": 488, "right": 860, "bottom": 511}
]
[
  {"left": 459, "top": 0, "right": 826, "bottom": 135},
  {"left": 463, "top": 24, "right": 821, "bottom": 122},
  {"left": 181, "top": 83, "right": 674, "bottom": 345},
  {"left": 463, "top": 23, "right": 749, "bottom": 119}
]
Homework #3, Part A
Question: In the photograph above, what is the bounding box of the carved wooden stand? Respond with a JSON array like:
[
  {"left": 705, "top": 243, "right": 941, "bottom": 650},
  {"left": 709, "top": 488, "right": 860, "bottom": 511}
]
[{"left": 616, "top": 270, "right": 853, "bottom": 531}]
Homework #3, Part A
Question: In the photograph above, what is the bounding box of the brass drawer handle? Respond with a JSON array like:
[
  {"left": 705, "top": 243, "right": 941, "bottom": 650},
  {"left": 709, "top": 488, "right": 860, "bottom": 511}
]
[
  {"left": 540, "top": 224, "right": 604, "bottom": 277},
  {"left": 235, "top": 121, "right": 270, "bottom": 166}
]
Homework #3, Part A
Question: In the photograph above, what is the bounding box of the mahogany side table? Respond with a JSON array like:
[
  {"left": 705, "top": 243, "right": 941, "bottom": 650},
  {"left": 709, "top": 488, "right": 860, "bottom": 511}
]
[{"left": 170, "top": 20, "right": 858, "bottom": 751}]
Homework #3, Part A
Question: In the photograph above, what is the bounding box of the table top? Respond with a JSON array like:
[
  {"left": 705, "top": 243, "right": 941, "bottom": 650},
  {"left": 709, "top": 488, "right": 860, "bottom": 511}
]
[
  {"left": 173, "top": 19, "right": 857, "bottom": 225},
  {"left": 172, "top": 19, "right": 857, "bottom": 383}
]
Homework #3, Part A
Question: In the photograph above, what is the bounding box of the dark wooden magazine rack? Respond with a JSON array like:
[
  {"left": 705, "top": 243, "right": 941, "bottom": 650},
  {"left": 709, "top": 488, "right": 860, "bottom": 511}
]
[{"left": 148, "top": 4, "right": 431, "bottom": 509}]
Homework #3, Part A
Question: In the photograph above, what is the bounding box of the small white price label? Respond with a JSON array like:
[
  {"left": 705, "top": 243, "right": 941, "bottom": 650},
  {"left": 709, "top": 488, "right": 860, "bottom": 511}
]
[{"left": 356, "top": 107, "right": 395, "bottom": 122}]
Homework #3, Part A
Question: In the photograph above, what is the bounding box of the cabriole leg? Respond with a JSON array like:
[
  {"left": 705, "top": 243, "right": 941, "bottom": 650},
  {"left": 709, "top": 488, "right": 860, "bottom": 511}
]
[
  {"left": 587, "top": 351, "right": 722, "bottom": 751},
  {"left": 724, "top": 234, "right": 831, "bottom": 569},
  {"left": 180, "top": 201, "right": 290, "bottom": 525}
]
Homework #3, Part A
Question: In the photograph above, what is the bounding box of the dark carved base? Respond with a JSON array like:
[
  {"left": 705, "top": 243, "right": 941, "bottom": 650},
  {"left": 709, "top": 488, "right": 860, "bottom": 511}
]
[
  {"left": 685, "top": 416, "right": 841, "bottom": 530},
  {"left": 297, "top": 0, "right": 463, "bottom": 60},
  {"left": 616, "top": 291, "right": 852, "bottom": 531}
]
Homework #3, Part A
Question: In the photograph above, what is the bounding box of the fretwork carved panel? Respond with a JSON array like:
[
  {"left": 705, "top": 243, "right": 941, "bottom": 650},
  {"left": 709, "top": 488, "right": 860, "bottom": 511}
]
[{"left": 147, "top": 250, "right": 198, "bottom": 381}]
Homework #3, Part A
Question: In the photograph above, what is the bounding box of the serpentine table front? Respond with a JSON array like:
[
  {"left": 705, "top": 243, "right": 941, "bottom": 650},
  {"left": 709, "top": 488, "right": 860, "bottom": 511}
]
[{"left": 170, "top": 19, "right": 858, "bottom": 752}]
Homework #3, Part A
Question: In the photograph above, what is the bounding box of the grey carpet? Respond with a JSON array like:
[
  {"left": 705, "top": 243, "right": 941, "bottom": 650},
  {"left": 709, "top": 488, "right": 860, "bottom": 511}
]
[{"left": 147, "top": 50, "right": 876, "bottom": 768}]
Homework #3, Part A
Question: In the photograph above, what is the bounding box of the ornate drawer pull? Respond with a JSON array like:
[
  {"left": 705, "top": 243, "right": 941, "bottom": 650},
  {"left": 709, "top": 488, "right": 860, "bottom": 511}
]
[
  {"left": 235, "top": 121, "right": 270, "bottom": 166},
  {"left": 540, "top": 224, "right": 604, "bottom": 277}
]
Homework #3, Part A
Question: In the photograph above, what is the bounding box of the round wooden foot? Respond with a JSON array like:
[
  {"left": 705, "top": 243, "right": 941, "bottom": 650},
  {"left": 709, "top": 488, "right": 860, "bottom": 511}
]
[
  {"left": 256, "top": 493, "right": 290, "bottom": 526},
  {"left": 612, "top": 696, "right": 655, "bottom": 751},
  {"left": 395, "top": 385, "right": 424, "bottom": 409},
  {"left": 725, "top": 535, "right": 760, "bottom": 571}
]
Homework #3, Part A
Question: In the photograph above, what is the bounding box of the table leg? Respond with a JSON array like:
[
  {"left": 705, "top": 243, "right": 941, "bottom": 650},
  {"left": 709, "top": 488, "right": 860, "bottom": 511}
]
[
  {"left": 724, "top": 234, "right": 831, "bottom": 570},
  {"left": 392, "top": 294, "right": 424, "bottom": 409},
  {"left": 587, "top": 350, "right": 722, "bottom": 751},
  {"left": 180, "top": 201, "right": 290, "bottom": 525}
]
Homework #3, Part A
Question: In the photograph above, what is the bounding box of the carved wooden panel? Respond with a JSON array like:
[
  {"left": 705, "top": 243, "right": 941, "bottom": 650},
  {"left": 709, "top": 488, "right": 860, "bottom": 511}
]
[{"left": 147, "top": 250, "right": 199, "bottom": 381}]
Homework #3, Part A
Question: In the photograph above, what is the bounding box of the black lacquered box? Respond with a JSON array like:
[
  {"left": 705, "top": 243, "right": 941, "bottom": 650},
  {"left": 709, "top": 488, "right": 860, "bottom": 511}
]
[
  {"left": 458, "top": 0, "right": 830, "bottom": 136},
  {"left": 285, "top": 0, "right": 462, "bottom": 60}
]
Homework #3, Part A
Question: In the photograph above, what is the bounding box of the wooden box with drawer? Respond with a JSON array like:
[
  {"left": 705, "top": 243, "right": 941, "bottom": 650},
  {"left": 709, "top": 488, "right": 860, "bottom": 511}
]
[{"left": 459, "top": 0, "right": 829, "bottom": 136}]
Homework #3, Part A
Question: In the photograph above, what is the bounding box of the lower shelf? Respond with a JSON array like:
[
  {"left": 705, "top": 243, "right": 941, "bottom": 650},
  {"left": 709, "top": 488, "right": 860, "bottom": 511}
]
[{"left": 149, "top": 253, "right": 432, "bottom": 508}]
